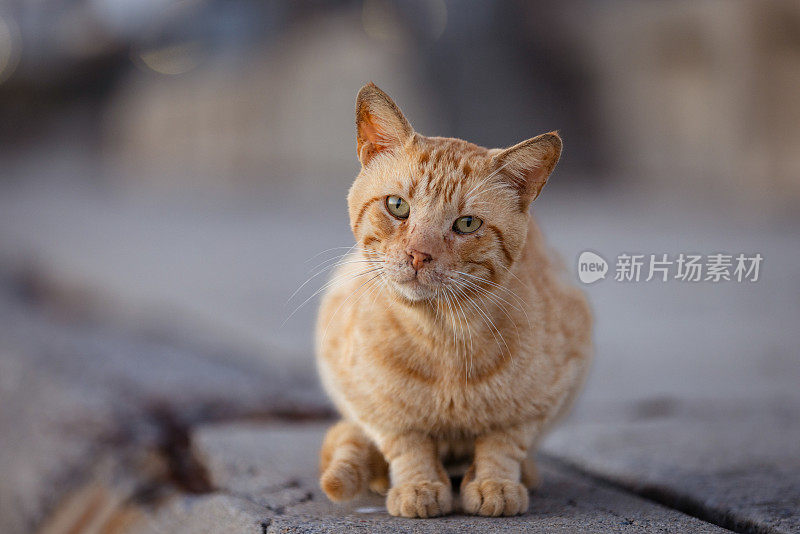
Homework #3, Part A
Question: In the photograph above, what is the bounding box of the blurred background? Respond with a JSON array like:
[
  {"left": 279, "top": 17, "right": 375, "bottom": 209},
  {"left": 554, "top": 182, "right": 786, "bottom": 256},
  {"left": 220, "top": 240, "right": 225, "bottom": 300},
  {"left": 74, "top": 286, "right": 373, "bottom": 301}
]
[{"left": 1, "top": 1, "right": 799, "bottom": 532}]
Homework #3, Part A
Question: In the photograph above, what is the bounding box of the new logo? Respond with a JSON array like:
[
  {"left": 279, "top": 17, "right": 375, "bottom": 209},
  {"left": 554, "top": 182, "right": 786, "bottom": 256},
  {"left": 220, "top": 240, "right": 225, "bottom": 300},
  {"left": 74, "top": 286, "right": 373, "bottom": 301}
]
[{"left": 578, "top": 251, "right": 608, "bottom": 284}]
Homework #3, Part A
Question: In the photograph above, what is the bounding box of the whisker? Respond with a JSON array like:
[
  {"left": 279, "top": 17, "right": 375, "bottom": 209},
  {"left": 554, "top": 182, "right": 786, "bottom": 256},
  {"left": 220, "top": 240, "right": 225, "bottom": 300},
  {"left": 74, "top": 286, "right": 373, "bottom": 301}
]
[
  {"left": 291, "top": 257, "right": 361, "bottom": 304},
  {"left": 455, "top": 276, "right": 523, "bottom": 331},
  {"left": 454, "top": 287, "right": 475, "bottom": 379},
  {"left": 308, "top": 252, "right": 360, "bottom": 273},
  {"left": 308, "top": 247, "right": 384, "bottom": 273},
  {"left": 448, "top": 287, "right": 467, "bottom": 355},
  {"left": 457, "top": 276, "right": 522, "bottom": 312},
  {"left": 470, "top": 182, "right": 516, "bottom": 199},
  {"left": 304, "top": 244, "right": 360, "bottom": 263},
  {"left": 465, "top": 159, "right": 514, "bottom": 199},
  {"left": 291, "top": 248, "right": 386, "bottom": 304},
  {"left": 310, "top": 258, "right": 384, "bottom": 276},
  {"left": 378, "top": 275, "right": 395, "bottom": 314},
  {"left": 282, "top": 266, "right": 382, "bottom": 326},
  {"left": 498, "top": 262, "right": 529, "bottom": 289},
  {"left": 450, "top": 283, "right": 503, "bottom": 363},
  {"left": 443, "top": 286, "right": 469, "bottom": 383},
  {"left": 453, "top": 272, "right": 527, "bottom": 312},
  {"left": 452, "top": 278, "right": 521, "bottom": 345},
  {"left": 321, "top": 271, "right": 384, "bottom": 343},
  {"left": 440, "top": 287, "right": 459, "bottom": 356},
  {"left": 453, "top": 270, "right": 529, "bottom": 311},
  {"left": 451, "top": 285, "right": 473, "bottom": 355},
  {"left": 293, "top": 258, "right": 385, "bottom": 302},
  {"left": 451, "top": 281, "right": 511, "bottom": 360}
]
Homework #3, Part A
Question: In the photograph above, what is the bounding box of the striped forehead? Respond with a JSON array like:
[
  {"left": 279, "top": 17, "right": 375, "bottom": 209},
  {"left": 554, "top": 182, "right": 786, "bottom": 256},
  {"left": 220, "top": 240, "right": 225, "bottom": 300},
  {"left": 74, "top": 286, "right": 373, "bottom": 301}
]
[{"left": 406, "top": 139, "right": 490, "bottom": 208}]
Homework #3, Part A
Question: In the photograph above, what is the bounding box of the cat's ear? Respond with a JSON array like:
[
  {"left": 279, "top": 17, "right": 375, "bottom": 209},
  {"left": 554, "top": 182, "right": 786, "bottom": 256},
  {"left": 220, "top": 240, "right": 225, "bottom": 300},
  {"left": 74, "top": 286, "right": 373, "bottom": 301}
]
[
  {"left": 491, "top": 132, "right": 562, "bottom": 206},
  {"left": 355, "top": 83, "right": 413, "bottom": 167}
]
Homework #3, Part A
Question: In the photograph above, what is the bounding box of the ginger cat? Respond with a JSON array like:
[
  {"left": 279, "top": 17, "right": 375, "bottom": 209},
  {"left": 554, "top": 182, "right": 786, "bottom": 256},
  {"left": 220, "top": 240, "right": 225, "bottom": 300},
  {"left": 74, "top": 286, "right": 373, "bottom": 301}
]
[{"left": 316, "top": 83, "right": 591, "bottom": 518}]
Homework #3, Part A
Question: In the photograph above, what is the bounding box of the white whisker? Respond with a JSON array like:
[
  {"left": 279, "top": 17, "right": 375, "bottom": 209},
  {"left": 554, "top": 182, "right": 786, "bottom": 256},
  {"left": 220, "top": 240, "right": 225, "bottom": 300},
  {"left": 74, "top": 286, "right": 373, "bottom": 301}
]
[
  {"left": 453, "top": 270, "right": 529, "bottom": 312},
  {"left": 292, "top": 258, "right": 385, "bottom": 303},
  {"left": 283, "top": 266, "right": 382, "bottom": 326},
  {"left": 441, "top": 288, "right": 459, "bottom": 356},
  {"left": 465, "top": 159, "right": 514, "bottom": 199},
  {"left": 303, "top": 244, "right": 359, "bottom": 263},
  {"left": 450, "top": 280, "right": 511, "bottom": 361},
  {"left": 452, "top": 277, "right": 521, "bottom": 345},
  {"left": 457, "top": 276, "right": 522, "bottom": 313},
  {"left": 321, "top": 271, "right": 384, "bottom": 343},
  {"left": 470, "top": 182, "right": 516, "bottom": 200}
]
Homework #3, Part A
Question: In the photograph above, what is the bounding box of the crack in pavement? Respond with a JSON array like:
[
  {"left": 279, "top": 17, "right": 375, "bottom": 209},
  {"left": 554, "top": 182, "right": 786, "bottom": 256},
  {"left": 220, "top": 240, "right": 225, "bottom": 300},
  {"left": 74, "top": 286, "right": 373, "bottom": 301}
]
[{"left": 541, "top": 453, "right": 747, "bottom": 534}]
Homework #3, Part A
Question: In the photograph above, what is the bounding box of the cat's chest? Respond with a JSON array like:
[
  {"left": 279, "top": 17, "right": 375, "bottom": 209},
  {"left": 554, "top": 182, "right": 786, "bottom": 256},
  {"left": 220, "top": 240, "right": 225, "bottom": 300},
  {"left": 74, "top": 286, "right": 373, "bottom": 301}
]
[
  {"left": 356, "top": 348, "right": 533, "bottom": 434},
  {"left": 344, "top": 313, "right": 546, "bottom": 433},
  {"left": 413, "top": 376, "right": 529, "bottom": 436}
]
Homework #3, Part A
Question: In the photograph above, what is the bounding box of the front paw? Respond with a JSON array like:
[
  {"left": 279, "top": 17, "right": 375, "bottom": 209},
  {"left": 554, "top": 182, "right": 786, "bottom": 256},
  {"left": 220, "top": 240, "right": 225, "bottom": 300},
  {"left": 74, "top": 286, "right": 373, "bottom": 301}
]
[
  {"left": 386, "top": 481, "right": 452, "bottom": 518},
  {"left": 461, "top": 478, "right": 529, "bottom": 516}
]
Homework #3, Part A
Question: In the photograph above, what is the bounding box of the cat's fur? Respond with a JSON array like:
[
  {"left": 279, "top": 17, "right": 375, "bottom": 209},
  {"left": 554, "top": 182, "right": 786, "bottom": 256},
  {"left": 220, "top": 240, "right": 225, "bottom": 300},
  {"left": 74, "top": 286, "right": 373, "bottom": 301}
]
[{"left": 316, "top": 83, "right": 591, "bottom": 518}]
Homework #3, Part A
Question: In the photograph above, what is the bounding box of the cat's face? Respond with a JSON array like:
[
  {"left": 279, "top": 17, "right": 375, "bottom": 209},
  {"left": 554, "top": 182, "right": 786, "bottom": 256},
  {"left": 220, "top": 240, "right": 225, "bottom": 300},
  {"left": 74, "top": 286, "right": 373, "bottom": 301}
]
[
  {"left": 349, "top": 138, "right": 525, "bottom": 301},
  {"left": 348, "top": 84, "right": 561, "bottom": 302}
]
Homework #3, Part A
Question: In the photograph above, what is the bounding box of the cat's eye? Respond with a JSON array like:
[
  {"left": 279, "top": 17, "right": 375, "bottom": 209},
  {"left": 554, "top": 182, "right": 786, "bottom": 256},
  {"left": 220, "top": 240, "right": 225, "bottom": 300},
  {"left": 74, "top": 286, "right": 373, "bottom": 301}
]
[
  {"left": 385, "top": 195, "right": 410, "bottom": 219},
  {"left": 453, "top": 215, "right": 483, "bottom": 234}
]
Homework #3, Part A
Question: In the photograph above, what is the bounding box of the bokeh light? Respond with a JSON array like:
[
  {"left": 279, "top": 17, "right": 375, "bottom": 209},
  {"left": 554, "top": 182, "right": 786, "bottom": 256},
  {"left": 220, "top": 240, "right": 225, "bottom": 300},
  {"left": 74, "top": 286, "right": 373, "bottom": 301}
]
[
  {"left": 362, "top": 0, "right": 405, "bottom": 44},
  {"left": 0, "top": 15, "right": 20, "bottom": 85},
  {"left": 136, "top": 41, "right": 202, "bottom": 75}
]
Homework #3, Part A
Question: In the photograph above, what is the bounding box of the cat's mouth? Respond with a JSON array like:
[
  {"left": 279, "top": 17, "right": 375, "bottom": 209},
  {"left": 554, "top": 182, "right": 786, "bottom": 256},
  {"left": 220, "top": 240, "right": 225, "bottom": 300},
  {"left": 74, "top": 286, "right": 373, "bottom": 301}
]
[
  {"left": 389, "top": 271, "right": 445, "bottom": 301},
  {"left": 393, "top": 279, "right": 435, "bottom": 301}
]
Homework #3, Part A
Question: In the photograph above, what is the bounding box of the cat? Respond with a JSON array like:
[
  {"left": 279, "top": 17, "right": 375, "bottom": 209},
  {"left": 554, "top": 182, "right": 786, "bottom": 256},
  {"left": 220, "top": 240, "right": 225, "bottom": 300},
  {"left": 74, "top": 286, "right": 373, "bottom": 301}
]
[{"left": 315, "top": 83, "right": 591, "bottom": 518}]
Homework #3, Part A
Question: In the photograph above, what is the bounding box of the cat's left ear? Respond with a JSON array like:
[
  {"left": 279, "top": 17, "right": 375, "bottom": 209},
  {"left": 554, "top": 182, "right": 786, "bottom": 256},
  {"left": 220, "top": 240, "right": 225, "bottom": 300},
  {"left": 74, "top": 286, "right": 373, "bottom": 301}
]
[
  {"left": 355, "top": 83, "right": 413, "bottom": 167},
  {"left": 491, "top": 132, "right": 562, "bottom": 206}
]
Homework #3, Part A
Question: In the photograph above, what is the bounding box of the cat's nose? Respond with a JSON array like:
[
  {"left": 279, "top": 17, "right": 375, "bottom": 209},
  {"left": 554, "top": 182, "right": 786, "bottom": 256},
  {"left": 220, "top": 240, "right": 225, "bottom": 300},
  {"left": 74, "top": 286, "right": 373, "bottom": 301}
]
[{"left": 408, "top": 249, "right": 433, "bottom": 271}]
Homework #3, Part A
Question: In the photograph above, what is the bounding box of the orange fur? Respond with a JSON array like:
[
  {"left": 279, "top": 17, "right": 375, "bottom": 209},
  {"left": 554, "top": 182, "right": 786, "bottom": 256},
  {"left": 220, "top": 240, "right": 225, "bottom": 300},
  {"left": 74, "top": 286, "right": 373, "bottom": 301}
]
[{"left": 317, "top": 84, "right": 592, "bottom": 517}]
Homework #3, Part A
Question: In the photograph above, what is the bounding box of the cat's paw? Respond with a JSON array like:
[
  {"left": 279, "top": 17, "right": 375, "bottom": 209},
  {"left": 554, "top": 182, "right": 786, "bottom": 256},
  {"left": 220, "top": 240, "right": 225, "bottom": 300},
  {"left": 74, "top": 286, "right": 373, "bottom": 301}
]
[
  {"left": 386, "top": 481, "right": 453, "bottom": 518},
  {"left": 369, "top": 473, "right": 390, "bottom": 495},
  {"left": 461, "top": 478, "right": 529, "bottom": 516},
  {"left": 320, "top": 462, "right": 365, "bottom": 502}
]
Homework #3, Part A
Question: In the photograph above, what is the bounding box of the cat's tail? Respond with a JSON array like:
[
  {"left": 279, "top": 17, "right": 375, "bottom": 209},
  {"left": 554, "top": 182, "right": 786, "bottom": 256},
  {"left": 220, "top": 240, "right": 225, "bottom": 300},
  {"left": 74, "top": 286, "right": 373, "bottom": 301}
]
[{"left": 320, "top": 420, "right": 389, "bottom": 501}]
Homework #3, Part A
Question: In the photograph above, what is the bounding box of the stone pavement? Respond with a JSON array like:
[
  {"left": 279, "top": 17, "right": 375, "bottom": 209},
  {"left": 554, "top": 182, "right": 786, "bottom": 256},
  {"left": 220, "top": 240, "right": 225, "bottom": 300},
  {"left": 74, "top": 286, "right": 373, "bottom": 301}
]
[
  {"left": 134, "top": 422, "right": 728, "bottom": 533},
  {"left": 544, "top": 401, "right": 800, "bottom": 533},
  {"left": 0, "top": 179, "right": 798, "bottom": 532},
  {"left": 0, "top": 283, "right": 327, "bottom": 534}
]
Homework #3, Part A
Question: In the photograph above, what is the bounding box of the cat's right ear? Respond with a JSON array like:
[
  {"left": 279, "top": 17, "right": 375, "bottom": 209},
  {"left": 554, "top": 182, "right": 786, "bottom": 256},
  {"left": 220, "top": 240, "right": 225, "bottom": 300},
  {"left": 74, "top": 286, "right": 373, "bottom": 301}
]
[{"left": 355, "top": 83, "right": 413, "bottom": 167}]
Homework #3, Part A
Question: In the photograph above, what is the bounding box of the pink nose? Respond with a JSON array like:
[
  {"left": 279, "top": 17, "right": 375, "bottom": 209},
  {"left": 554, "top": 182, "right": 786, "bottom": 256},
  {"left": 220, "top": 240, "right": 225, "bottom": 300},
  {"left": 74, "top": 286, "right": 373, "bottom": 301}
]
[{"left": 408, "top": 249, "right": 432, "bottom": 271}]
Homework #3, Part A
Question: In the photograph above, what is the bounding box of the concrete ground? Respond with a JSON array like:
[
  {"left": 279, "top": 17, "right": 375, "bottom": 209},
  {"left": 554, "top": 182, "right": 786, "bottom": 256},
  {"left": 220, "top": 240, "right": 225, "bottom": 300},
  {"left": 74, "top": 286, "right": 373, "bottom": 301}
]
[{"left": 0, "top": 176, "right": 798, "bottom": 533}]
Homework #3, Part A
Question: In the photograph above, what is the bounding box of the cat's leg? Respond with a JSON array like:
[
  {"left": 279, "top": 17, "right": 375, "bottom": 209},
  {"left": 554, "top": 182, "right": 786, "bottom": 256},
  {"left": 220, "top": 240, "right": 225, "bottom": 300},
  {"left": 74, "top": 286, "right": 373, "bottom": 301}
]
[
  {"left": 460, "top": 423, "right": 535, "bottom": 516},
  {"left": 520, "top": 457, "right": 540, "bottom": 490},
  {"left": 320, "top": 420, "right": 386, "bottom": 501},
  {"left": 378, "top": 432, "right": 453, "bottom": 518}
]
